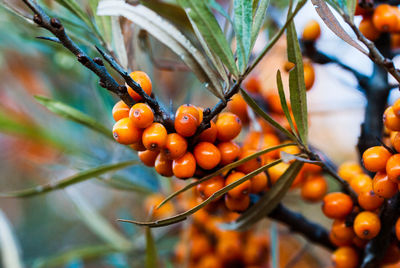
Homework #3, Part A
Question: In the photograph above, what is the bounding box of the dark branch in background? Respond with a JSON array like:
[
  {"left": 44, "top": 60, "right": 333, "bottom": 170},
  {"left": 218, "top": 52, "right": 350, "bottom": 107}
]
[{"left": 268, "top": 203, "right": 335, "bottom": 251}]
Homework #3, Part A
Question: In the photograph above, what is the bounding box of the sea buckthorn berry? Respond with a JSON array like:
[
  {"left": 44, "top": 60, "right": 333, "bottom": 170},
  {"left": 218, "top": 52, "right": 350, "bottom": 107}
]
[
  {"left": 381, "top": 242, "right": 400, "bottom": 265},
  {"left": 353, "top": 211, "right": 381, "bottom": 240},
  {"left": 353, "top": 236, "right": 368, "bottom": 249},
  {"left": 163, "top": 133, "right": 187, "bottom": 160},
  {"left": 331, "top": 219, "right": 355, "bottom": 245},
  {"left": 396, "top": 218, "right": 400, "bottom": 241},
  {"left": 302, "top": 20, "right": 321, "bottom": 41},
  {"left": 129, "top": 103, "right": 154, "bottom": 129},
  {"left": 350, "top": 174, "right": 372, "bottom": 195},
  {"left": 225, "top": 171, "right": 251, "bottom": 198},
  {"left": 176, "top": 104, "right": 200, "bottom": 125},
  {"left": 268, "top": 162, "right": 290, "bottom": 184},
  {"left": 193, "top": 142, "right": 221, "bottom": 170},
  {"left": 301, "top": 175, "right": 328, "bottom": 202},
  {"left": 260, "top": 133, "right": 280, "bottom": 159},
  {"left": 330, "top": 232, "right": 352, "bottom": 247},
  {"left": 331, "top": 246, "right": 359, "bottom": 268},
  {"left": 302, "top": 162, "right": 322, "bottom": 173},
  {"left": 250, "top": 172, "right": 268, "bottom": 193},
  {"left": 393, "top": 99, "right": 400, "bottom": 118},
  {"left": 154, "top": 152, "right": 173, "bottom": 177},
  {"left": 216, "top": 112, "right": 242, "bottom": 141},
  {"left": 386, "top": 154, "right": 400, "bottom": 183},
  {"left": 142, "top": 123, "right": 167, "bottom": 151},
  {"left": 338, "top": 161, "right": 363, "bottom": 183},
  {"left": 224, "top": 194, "right": 250, "bottom": 212},
  {"left": 198, "top": 121, "right": 217, "bottom": 143},
  {"left": 392, "top": 132, "right": 400, "bottom": 152},
  {"left": 228, "top": 93, "right": 248, "bottom": 123},
  {"left": 373, "top": 4, "right": 398, "bottom": 32},
  {"left": 144, "top": 194, "right": 175, "bottom": 219},
  {"left": 196, "top": 175, "right": 224, "bottom": 200},
  {"left": 218, "top": 141, "right": 241, "bottom": 165},
  {"left": 112, "top": 118, "right": 143, "bottom": 145},
  {"left": 384, "top": 106, "right": 400, "bottom": 131},
  {"left": 243, "top": 76, "right": 261, "bottom": 93},
  {"left": 127, "top": 71, "right": 152, "bottom": 102},
  {"left": 242, "top": 131, "right": 262, "bottom": 151},
  {"left": 197, "top": 254, "right": 222, "bottom": 268},
  {"left": 174, "top": 113, "right": 198, "bottom": 137},
  {"left": 372, "top": 171, "right": 398, "bottom": 198},
  {"left": 190, "top": 234, "right": 212, "bottom": 260},
  {"left": 362, "top": 146, "right": 391, "bottom": 172},
  {"left": 322, "top": 192, "right": 353, "bottom": 219},
  {"left": 358, "top": 190, "right": 384, "bottom": 211},
  {"left": 236, "top": 149, "right": 262, "bottom": 174},
  {"left": 392, "top": 33, "right": 400, "bottom": 50},
  {"left": 279, "top": 142, "right": 301, "bottom": 156},
  {"left": 359, "top": 17, "right": 381, "bottom": 41},
  {"left": 283, "top": 61, "right": 295, "bottom": 72},
  {"left": 264, "top": 92, "right": 290, "bottom": 114},
  {"left": 138, "top": 150, "right": 159, "bottom": 167},
  {"left": 197, "top": 107, "right": 203, "bottom": 123},
  {"left": 172, "top": 152, "right": 196, "bottom": 179},
  {"left": 130, "top": 141, "right": 146, "bottom": 151},
  {"left": 303, "top": 61, "right": 315, "bottom": 90},
  {"left": 112, "top": 100, "right": 129, "bottom": 121}
]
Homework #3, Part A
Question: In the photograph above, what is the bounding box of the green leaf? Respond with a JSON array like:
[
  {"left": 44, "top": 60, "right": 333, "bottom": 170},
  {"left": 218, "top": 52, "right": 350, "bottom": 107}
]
[
  {"left": 178, "top": 0, "right": 239, "bottom": 77},
  {"left": 276, "top": 70, "right": 297, "bottom": 138},
  {"left": 220, "top": 161, "right": 303, "bottom": 230},
  {"left": 98, "top": 176, "right": 153, "bottom": 194},
  {"left": 234, "top": 0, "right": 253, "bottom": 72},
  {"left": 0, "top": 160, "right": 138, "bottom": 198},
  {"left": 346, "top": 0, "right": 357, "bottom": 21},
  {"left": 35, "top": 95, "right": 113, "bottom": 140},
  {"left": 145, "top": 228, "right": 158, "bottom": 268},
  {"left": 286, "top": 19, "right": 308, "bottom": 146},
  {"left": 0, "top": 210, "right": 23, "bottom": 268},
  {"left": 251, "top": 0, "right": 270, "bottom": 47},
  {"left": 240, "top": 88, "right": 298, "bottom": 141}
]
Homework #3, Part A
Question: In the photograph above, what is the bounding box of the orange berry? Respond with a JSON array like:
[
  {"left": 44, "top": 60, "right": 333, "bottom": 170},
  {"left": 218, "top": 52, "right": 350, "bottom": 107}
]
[
  {"left": 353, "top": 211, "right": 381, "bottom": 239},
  {"left": 392, "top": 132, "right": 400, "bottom": 152},
  {"left": 268, "top": 162, "right": 289, "bottom": 184},
  {"left": 224, "top": 194, "right": 250, "bottom": 212},
  {"left": 236, "top": 149, "right": 263, "bottom": 174},
  {"left": 355, "top": 2, "right": 370, "bottom": 16},
  {"left": 176, "top": 104, "right": 200, "bottom": 125},
  {"left": 228, "top": 93, "right": 248, "bottom": 123},
  {"left": 381, "top": 242, "right": 400, "bottom": 265},
  {"left": 353, "top": 236, "right": 368, "bottom": 249},
  {"left": 392, "top": 33, "right": 400, "bottom": 49},
  {"left": 129, "top": 103, "right": 154, "bottom": 129},
  {"left": 112, "top": 100, "right": 130, "bottom": 121},
  {"left": 250, "top": 172, "right": 268, "bottom": 193},
  {"left": 190, "top": 234, "right": 212, "bottom": 260},
  {"left": 196, "top": 254, "right": 222, "bottom": 268},
  {"left": 384, "top": 106, "right": 400, "bottom": 131},
  {"left": 331, "top": 246, "right": 359, "bottom": 268},
  {"left": 197, "top": 107, "right": 204, "bottom": 123},
  {"left": 196, "top": 175, "right": 225, "bottom": 200},
  {"left": 358, "top": 190, "right": 384, "bottom": 211},
  {"left": 130, "top": 141, "right": 146, "bottom": 151},
  {"left": 372, "top": 171, "right": 398, "bottom": 198},
  {"left": 174, "top": 113, "right": 198, "bottom": 137},
  {"left": 302, "top": 20, "right": 321, "bottom": 41},
  {"left": 225, "top": 171, "right": 251, "bottom": 198},
  {"left": 243, "top": 76, "right": 261, "bottom": 93},
  {"left": 302, "top": 162, "right": 323, "bottom": 173},
  {"left": 393, "top": 99, "right": 400, "bottom": 117},
  {"left": 331, "top": 219, "right": 355, "bottom": 245},
  {"left": 163, "top": 133, "right": 187, "bottom": 160},
  {"left": 127, "top": 71, "right": 152, "bottom": 102},
  {"left": 330, "top": 232, "right": 353, "bottom": 247},
  {"left": 373, "top": 4, "right": 399, "bottom": 32},
  {"left": 359, "top": 16, "right": 381, "bottom": 41},
  {"left": 198, "top": 121, "right": 217, "bottom": 143},
  {"left": 322, "top": 192, "right": 353, "bottom": 219},
  {"left": 144, "top": 194, "right": 175, "bottom": 219},
  {"left": 138, "top": 149, "right": 159, "bottom": 167},
  {"left": 350, "top": 174, "right": 372, "bottom": 195},
  {"left": 218, "top": 141, "right": 241, "bottom": 166},
  {"left": 283, "top": 61, "right": 295, "bottom": 72},
  {"left": 264, "top": 92, "right": 289, "bottom": 114},
  {"left": 112, "top": 118, "right": 142, "bottom": 145},
  {"left": 260, "top": 133, "right": 281, "bottom": 159},
  {"left": 142, "top": 123, "right": 167, "bottom": 151},
  {"left": 301, "top": 175, "right": 328, "bottom": 202},
  {"left": 396, "top": 218, "right": 400, "bottom": 241},
  {"left": 386, "top": 154, "right": 400, "bottom": 183},
  {"left": 303, "top": 62, "right": 315, "bottom": 90},
  {"left": 338, "top": 161, "right": 363, "bottom": 183},
  {"left": 242, "top": 131, "right": 262, "bottom": 151},
  {"left": 279, "top": 142, "right": 301, "bottom": 156},
  {"left": 172, "top": 152, "right": 196, "bottom": 179},
  {"left": 362, "top": 146, "right": 392, "bottom": 172},
  {"left": 193, "top": 142, "right": 221, "bottom": 170},
  {"left": 154, "top": 152, "right": 173, "bottom": 177},
  {"left": 216, "top": 112, "right": 242, "bottom": 141}
]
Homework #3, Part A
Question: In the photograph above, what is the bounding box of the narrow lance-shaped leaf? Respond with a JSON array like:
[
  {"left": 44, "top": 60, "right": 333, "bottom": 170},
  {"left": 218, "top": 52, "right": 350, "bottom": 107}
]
[
  {"left": 0, "top": 210, "right": 23, "bottom": 268},
  {"left": 346, "top": 0, "right": 357, "bottom": 21},
  {"left": 251, "top": 0, "right": 270, "bottom": 47},
  {"left": 146, "top": 228, "right": 158, "bottom": 268},
  {"left": 0, "top": 160, "right": 138, "bottom": 198},
  {"left": 286, "top": 18, "right": 308, "bottom": 146},
  {"left": 234, "top": 0, "right": 253, "bottom": 72},
  {"left": 276, "top": 70, "right": 297, "bottom": 139}
]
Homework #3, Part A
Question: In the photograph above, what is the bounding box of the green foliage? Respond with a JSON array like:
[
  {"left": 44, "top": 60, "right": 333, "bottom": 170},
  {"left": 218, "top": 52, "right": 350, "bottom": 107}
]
[
  {"left": 145, "top": 228, "right": 158, "bottom": 268},
  {"left": 276, "top": 70, "right": 297, "bottom": 139},
  {"left": 234, "top": 0, "right": 253, "bottom": 72}
]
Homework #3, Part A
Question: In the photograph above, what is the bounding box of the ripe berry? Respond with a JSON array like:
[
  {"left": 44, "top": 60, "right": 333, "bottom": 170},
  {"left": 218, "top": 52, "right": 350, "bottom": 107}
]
[
  {"left": 225, "top": 171, "right": 251, "bottom": 198},
  {"left": 302, "top": 20, "right": 321, "bottom": 41},
  {"left": 236, "top": 149, "right": 263, "bottom": 174},
  {"left": 198, "top": 121, "right": 217, "bottom": 143},
  {"left": 196, "top": 254, "right": 222, "bottom": 268},
  {"left": 268, "top": 162, "right": 289, "bottom": 184},
  {"left": 174, "top": 113, "right": 198, "bottom": 137},
  {"left": 224, "top": 194, "right": 250, "bottom": 212},
  {"left": 359, "top": 17, "right": 381, "bottom": 41},
  {"left": 301, "top": 175, "right": 328, "bottom": 202},
  {"left": 130, "top": 141, "right": 146, "bottom": 151},
  {"left": 243, "top": 76, "right": 261, "bottom": 93},
  {"left": 142, "top": 123, "right": 167, "bottom": 151},
  {"left": 138, "top": 150, "right": 159, "bottom": 167},
  {"left": 163, "top": 133, "right": 187, "bottom": 160},
  {"left": 331, "top": 246, "right": 359, "bottom": 268},
  {"left": 373, "top": 4, "right": 398, "bottom": 32},
  {"left": 350, "top": 174, "right": 372, "bottom": 195},
  {"left": 112, "top": 118, "right": 143, "bottom": 145},
  {"left": 250, "top": 172, "right": 268, "bottom": 193},
  {"left": 396, "top": 218, "right": 400, "bottom": 241},
  {"left": 392, "top": 132, "right": 400, "bottom": 152},
  {"left": 322, "top": 192, "right": 353, "bottom": 219},
  {"left": 372, "top": 171, "right": 398, "bottom": 198},
  {"left": 176, "top": 104, "right": 200, "bottom": 125},
  {"left": 154, "top": 152, "right": 173, "bottom": 177},
  {"left": 331, "top": 219, "right": 355, "bottom": 245},
  {"left": 358, "top": 190, "right": 384, "bottom": 211},
  {"left": 112, "top": 100, "right": 130, "bottom": 121},
  {"left": 228, "top": 93, "right": 248, "bottom": 123},
  {"left": 353, "top": 211, "right": 381, "bottom": 240},
  {"left": 393, "top": 99, "right": 400, "bottom": 118},
  {"left": 172, "top": 152, "right": 196, "bottom": 179},
  {"left": 304, "top": 61, "right": 315, "bottom": 90},
  {"left": 216, "top": 112, "right": 242, "bottom": 141},
  {"left": 218, "top": 141, "right": 241, "bottom": 165},
  {"left": 264, "top": 92, "right": 289, "bottom": 114},
  {"left": 384, "top": 106, "right": 400, "bottom": 131},
  {"left": 196, "top": 175, "right": 224, "bottom": 200},
  {"left": 193, "top": 142, "right": 221, "bottom": 170},
  {"left": 129, "top": 103, "right": 154, "bottom": 129},
  {"left": 144, "top": 194, "right": 175, "bottom": 219},
  {"left": 386, "top": 154, "right": 400, "bottom": 183},
  {"left": 362, "top": 146, "right": 391, "bottom": 172},
  {"left": 127, "top": 71, "right": 152, "bottom": 102},
  {"left": 260, "top": 133, "right": 281, "bottom": 159},
  {"left": 302, "top": 162, "right": 323, "bottom": 174},
  {"left": 381, "top": 242, "right": 400, "bottom": 265},
  {"left": 338, "top": 161, "right": 363, "bottom": 183},
  {"left": 330, "top": 232, "right": 352, "bottom": 247},
  {"left": 189, "top": 234, "right": 212, "bottom": 260}
]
